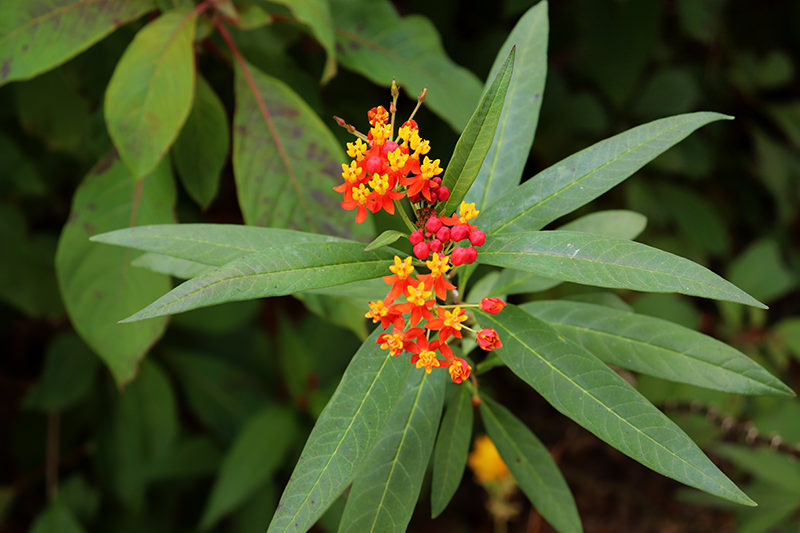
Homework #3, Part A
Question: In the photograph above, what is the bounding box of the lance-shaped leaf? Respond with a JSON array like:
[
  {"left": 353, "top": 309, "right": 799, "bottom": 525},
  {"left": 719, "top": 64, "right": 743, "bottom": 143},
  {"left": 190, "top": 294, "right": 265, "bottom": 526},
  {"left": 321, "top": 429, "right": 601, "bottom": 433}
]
[
  {"left": 480, "top": 396, "right": 581, "bottom": 532},
  {"left": 92, "top": 224, "right": 343, "bottom": 268},
  {"left": 431, "top": 384, "right": 473, "bottom": 518},
  {"left": 439, "top": 48, "right": 514, "bottom": 216},
  {"left": 267, "top": 330, "right": 412, "bottom": 533},
  {"left": 233, "top": 63, "right": 368, "bottom": 238},
  {"left": 465, "top": 1, "right": 548, "bottom": 211},
  {"left": 329, "top": 0, "right": 481, "bottom": 132},
  {"left": 480, "top": 112, "right": 731, "bottom": 234},
  {"left": 105, "top": 8, "right": 197, "bottom": 177},
  {"left": 55, "top": 152, "right": 174, "bottom": 385},
  {"left": 364, "top": 230, "right": 406, "bottom": 252},
  {"left": 479, "top": 231, "right": 765, "bottom": 308},
  {"left": 521, "top": 301, "right": 793, "bottom": 396},
  {"left": 268, "top": 0, "right": 336, "bottom": 83},
  {"left": 120, "top": 242, "right": 396, "bottom": 322},
  {"left": 339, "top": 368, "right": 446, "bottom": 532},
  {"left": 0, "top": 0, "right": 153, "bottom": 86},
  {"left": 479, "top": 305, "right": 754, "bottom": 505}
]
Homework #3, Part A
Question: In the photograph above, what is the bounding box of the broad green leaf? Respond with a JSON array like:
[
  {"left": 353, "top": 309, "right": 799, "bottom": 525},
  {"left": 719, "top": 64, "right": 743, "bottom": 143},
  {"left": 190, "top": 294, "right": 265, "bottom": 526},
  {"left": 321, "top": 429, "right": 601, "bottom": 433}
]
[
  {"left": 431, "top": 384, "right": 473, "bottom": 518},
  {"left": 481, "top": 112, "right": 731, "bottom": 234},
  {"left": 480, "top": 305, "right": 754, "bottom": 505},
  {"left": 439, "top": 48, "right": 515, "bottom": 216},
  {"left": 726, "top": 239, "right": 795, "bottom": 304},
  {"left": 105, "top": 8, "right": 196, "bottom": 177},
  {"left": 479, "top": 231, "right": 765, "bottom": 308},
  {"left": 339, "top": 368, "right": 446, "bottom": 532},
  {"left": 268, "top": 0, "right": 336, "bottom": 83},
  {"left": 55, "top": 152, "right": 174, "bottom": 385},
  {"left": 295, "top": 292, "right": 369, "bottom": 340},
  {"left": 714, "top": 445, "right": 800, "bottom": 494},
  {"left": 30, "top": 500, "right": 86, "bottom": 533},
  {"left": 558, "top": 210, "right": 647, "bottom": 240},
  {"left": 521, "top": 301, "right": 792, "bottom": 396},
  {"left": 329, "top": 0, "right": 481, "bottom": 132},
  {"left": 233, "top": 63, "right": 370, "bottom": 238},
  {"left": 132, "top": 253, "right": 210, "bottom": 279},
  {"left": 0, "top": 0, "right": 153, "bottom": 86},
  {"left": 465, "top": 2, "right": 548, "bottom": 211},
  {"left": 480, "top": 396, "right": 580, "bottom": 532},
  {"left": 23, "top": 333, "right": 100, "bottom": 412},
  {"left": 657, "top": 184, "right": 730, "bottom": 255},
  {"left": 120, "top": 241, "right": 396, "bottom": 322},
  {"left": 201, "top": 406, "right": 296, "bottom": 530},
  {"left": 172, "top": 75, "right": 229, "bottom": 208},
  {"left": 268, "top": 330, "right": 412, "bottom": 533},
  {"left": 364, "top": 230, "right": 406, "bottom": 252}
]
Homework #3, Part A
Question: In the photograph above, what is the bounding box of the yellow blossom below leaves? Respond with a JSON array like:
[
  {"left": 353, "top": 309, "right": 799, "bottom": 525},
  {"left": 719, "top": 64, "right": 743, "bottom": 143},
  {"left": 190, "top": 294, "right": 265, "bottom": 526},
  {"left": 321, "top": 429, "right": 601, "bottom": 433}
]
[{"left": 468, "top": 435, "right": 510, "bottom": 483}]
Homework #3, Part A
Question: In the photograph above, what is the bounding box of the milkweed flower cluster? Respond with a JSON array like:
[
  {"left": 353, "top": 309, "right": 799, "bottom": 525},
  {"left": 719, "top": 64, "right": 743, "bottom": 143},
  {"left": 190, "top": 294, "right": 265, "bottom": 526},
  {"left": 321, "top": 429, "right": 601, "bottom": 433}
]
[{"left": 334, "top": 84, "right": 507, "bottom": 384}]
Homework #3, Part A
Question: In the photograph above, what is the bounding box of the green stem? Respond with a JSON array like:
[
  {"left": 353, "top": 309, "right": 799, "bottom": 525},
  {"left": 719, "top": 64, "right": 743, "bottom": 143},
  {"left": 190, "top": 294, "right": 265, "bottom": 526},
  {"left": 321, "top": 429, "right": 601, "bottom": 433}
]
[{"left": 396, "top": 199, "right": 417, "bottom": 233}]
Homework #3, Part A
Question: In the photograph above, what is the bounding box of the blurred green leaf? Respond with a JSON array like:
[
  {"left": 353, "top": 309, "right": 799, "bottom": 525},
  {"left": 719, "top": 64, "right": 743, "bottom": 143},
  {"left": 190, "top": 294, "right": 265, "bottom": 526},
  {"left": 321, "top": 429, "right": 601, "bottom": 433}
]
[
  {"left": 480, "top": 305, "right": 754, "bottom": 505},
  {"left": 58, "top": 476, "right": 100, "bottom": 525},
  {"left": 730, "top": 50, "right": 794, "bottom": 92},
  {"left": 440, "top": 48, "right": 514, "bottom": 215},
  {"left": 105, "top": 8, "right": 197, "bottom": 177},
  {"left": 479, "top": 231, "right": 765, "bottom": 308},
  {"left": 480, "top": 396, "right": 580, "bottom": 532},
  {"left": 715, "top": 445, "right": 800, "bottom": 493},
  {"left": 466, "top": 1, "right": 548, "bottom": 211},
  {"left": 30, "top": 499, "right": 86, "bottom": 533},
  {"left": 768, "top": 102, "right": 800, "bottom": 148},
  {"left": 295, "top": 292, "right": 368, "bottom": 340},
  {"left": 630, "top": 293, "right": 701, "bottom": 330},
  {"left": 268, "top": 330, "right": 412, "bottom": 533},
  {"left": 521, "top": 300, "right": 792, "bottom": 396},
  {"left": 339, "top": 368, "right": 446, "bottom": 532},
  {"left": 329, "top": 0, "right": 482, "bottom": 132},
  {"left": 148, "top": 436, "right": 223, "bottom": 481},
  {"left": 677, "top": 0, "right": 725, "bottom": 43},
  {"left": 558, "top": 210, "right": 647, "bottom": 240},
  {"left": 431, "top": 385, "right": 473, "bottom": 518},
  {"left": 726, "top": 239, "right": 795, "bottom": 304},
  {"left": 172, "top": 75, "right": 229, "bottom": 208},
  {"left": 774, "top": 318, "right": 800, "bottom": 361},
  {"left": 0, "top": 0, "right": 154, "bottom": 86},
  {"left": 753, "top": 131, "right": 800, "bottom": 223},
  {"left": 633, "top": 68, "right": 700, "bottom": 120},
  {"left": 658, "top": 183, "right": 731, "bottom": 255},
  {"left": 55, "top": 152, "right": 174, "bottom": 385},
  {"left": 268, "top": 0, "right": 336, "bottom": 83},
  {"left": 201, "top": 406, "right": 296, "bottom": 530},
  {"left": 364, "top": 230, "right": 406, "bottom": 252},
  {"left": 481, "top": 113, "right": 730, "bottom": 234}
]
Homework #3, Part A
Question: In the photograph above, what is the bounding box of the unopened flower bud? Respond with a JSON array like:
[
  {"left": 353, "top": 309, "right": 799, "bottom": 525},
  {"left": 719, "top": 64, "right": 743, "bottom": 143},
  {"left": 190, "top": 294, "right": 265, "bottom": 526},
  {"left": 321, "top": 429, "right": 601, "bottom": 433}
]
[
  {"left": 464, "top": 246, "right": 478, "bottom": 264},
  {"left": 425, "top": 216, "right": 443, "bottom": 233},
  {"left": 428, "top": 239, "right": 443, "bottom": 253},
  {"left": 437, "top": 187, "right": 450, "bottom": 202},
  {"left": 436, "top": 226, "right": 451, "bottom": 243},
  {"left": 451, "top": 224, "right": 470, "bottom": 241},
  {"left": 477, "top": 328, "right": 502, "bottom": 351},
  {"left": 409, "top": 229, "right": 424, "bottom": 245},
  {"left": 365, "top": 156, "right": 382, "bottom": 174},
  {"left": 480, "top": 297, "right": 506, "bottom": 315},
  {"left": 469, "top": 229, "right": 486, "bottom": 247},
  {"left": 413, "top": 242, "right": 430, "bottom": 260},
  {"left": 381, "top": 141, "right": 399, "bottom": 156},
  {"left": 450, "top": 247, "right": 466, "bottom": 265}
]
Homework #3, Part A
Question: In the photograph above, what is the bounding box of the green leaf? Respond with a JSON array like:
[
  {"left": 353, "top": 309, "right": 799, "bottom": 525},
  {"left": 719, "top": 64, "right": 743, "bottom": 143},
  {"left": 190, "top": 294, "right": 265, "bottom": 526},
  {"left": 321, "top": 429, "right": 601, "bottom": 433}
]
[
  {"left": 479, "top": 305, "right": 754, "bottom": 505},
  {"left": 363, "top": 230, "right": 406, "bottom": 252},
  {"left": 339, "top": 368, "right": 446, "bottom": 532},
  {"left": 0, "top": 0, "right": 153, "bottom": 86},
  {"left": 558, "top": 210, "right": 647, "bottom": 240},
  {"left": 172, "top": 75, "right": 229, "bottom": 208},
  {"left": 431, "top": 385, "right": 473, "bottom": 518},
  {"left": 439, "top": 48, "right": 514, "bottom": 216},
  {"left": 55, "top": 152, "right": 175, "bottom": 385},
  {"left": 201, "top": 406, "right": 297, "bottom": 530},
  {"left": 268, "top": 330, "right": 412, "bottom": 533},
  {"left": 479, "top": 396, "right": 581, "bottom": 532},
  {"left": 726, "top": 239, "right": 796, "bottom": 304},
  {"left": 479, "top": 231, "right": 765, "bottom": 308},
  {"left": 714, "top": 445, "right": 800, "bottom": 494},
  {"left": 521, "top": 301, "right": 793, "bottom": 396},
  {"left": 465, "top": 1, "right": 548, "bottom": 211},
  {"left": 268, "top": 0, "right": 336, "bottom": 83},
  {"left": 120, "top": 241, "right": 395, "bottom": 322},
  {"left": 233, "top": 63, "right": 370, "bottom": 238},
  {"left": 105, "top": 8, "right": 197, "bottom": 177},
  {"left": 329, "top": 0, "right": 482, "bottom": 132},
  {"left": 148, "top": 436, "right": 223, "bottom": 481},
  {"left": 132, "top": 253, "right": 210, "bottom": 279},
  {"left": 30, "top": 499, "right": 86, "bottom": 533},
  {"left": 774, "top": 318, "right": 800, "bottom": 360},
  {"left": 481, "top": 112, "right": 731, "bottom": 234}
]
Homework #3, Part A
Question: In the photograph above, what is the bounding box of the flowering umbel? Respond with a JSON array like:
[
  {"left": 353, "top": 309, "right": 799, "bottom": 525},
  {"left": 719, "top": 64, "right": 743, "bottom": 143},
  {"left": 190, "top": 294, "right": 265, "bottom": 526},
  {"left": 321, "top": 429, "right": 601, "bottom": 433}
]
[{"left": 335, "top": 84, "right": 506, "bottom": 383}]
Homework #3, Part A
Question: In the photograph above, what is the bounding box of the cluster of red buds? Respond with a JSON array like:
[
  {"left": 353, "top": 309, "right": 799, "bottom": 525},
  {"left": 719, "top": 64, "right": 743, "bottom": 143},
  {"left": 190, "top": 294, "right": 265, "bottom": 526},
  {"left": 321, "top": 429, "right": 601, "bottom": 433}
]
[{"left": 333, "top": 83, "right": 507, "bottom": 384}]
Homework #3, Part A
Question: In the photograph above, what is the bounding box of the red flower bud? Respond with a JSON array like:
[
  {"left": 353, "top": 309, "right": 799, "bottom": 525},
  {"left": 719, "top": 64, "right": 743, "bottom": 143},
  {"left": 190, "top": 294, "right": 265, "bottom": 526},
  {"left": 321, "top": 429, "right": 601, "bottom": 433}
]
[
  {"left": 448, "top": 357, "right": 472, "bottom": 384},
  {"left": 413, "top": 241, "right": 430, "bottom": 260},
  {"left": 437, "top": 186, "right": 450, "bottom": 202},
  {"left": 409, "top": 229, "right": 424, "bottom": 245},
  {"left": 450, "top": 247, "right": 467, "bottom": 265},
  {"left": 464, "top": 246, "right": 478, "bottom": 264},
  {"left": 477, "top": 328, "right": 502, "bottom": 351},
  {"left": 432, "top": 177, "right": 442, "bottom": 186},
  {"left": 451, "top": 224, "right": 470, "bottom": 241},
  {"left": 425, "top": 216, "right": 443, "bottom": 233},
  {"left": 381, "top": 141, "right": 399, "bottom": 156},
  {"left": 436, "top": 226, "right": 451, "bottom": 243},
  {"left": 429, "top": 239, "right": 443, "bottom": 253},
  {"left": 480, "top": 297, "right": 506, "bottom": 315},
  {"left": 469, "top": 229, "right": 486, "bottom": 247},
  {"left": 365, "top": 156, "right": 383, "bottom": 174}
]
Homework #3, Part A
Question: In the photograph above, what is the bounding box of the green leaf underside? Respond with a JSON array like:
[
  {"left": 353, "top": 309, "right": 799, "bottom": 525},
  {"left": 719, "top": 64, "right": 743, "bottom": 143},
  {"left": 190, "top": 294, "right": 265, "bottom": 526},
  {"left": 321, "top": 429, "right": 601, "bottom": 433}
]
[
  {"left": 479, "top": 231, "right": 765, "bottom": 308},
  {"left": 431, "top": 385, "right": 473, "bottom": 518},
  {"left": 268, "top": 0, "right": 336, "bottom": 83},
  {"left": 233, "top": 63, "right": 370, "bottom": 239},
  {"left": 0, "top": 0, "right": 153, "bottom": 86},
  {"left": 120, "top": 242, "right": 397, "bottom": 322},
  {"left": 480, "top": 112, "right": 731, "bottom": 234},
  {"left": 200, "top": 407, "right": 296, "bottom": 530},
  {"left": 339, "top": 369, "right": 446, "bottom": 532},
  {"left": 364, "top": 230, "right": 406, "bottom": 251},
  {"left": 105, "top": 8, "right": 197, "bottom": 177},
  {"left": 480, "top": 305, "right": 754, "bottom": 505},
  {"left": 465, "top": 1, "right": 549, "bottom": 211},
  {"left": 329, "top": 0, "right": 481, "bottom": 132},
  {"left": 521, "top": 301, "right": 792, "bottom": 396},
  {"left": 55, "top": 152, "right": 174, "bottom": 385},
  {"left": 480, "top": 396, "right": 581, "bottom": 532},
  {"left": 440, "top": 47, "right": 514, "bottom": 215},
  {"left": 267, "top": 330, "right": 412, "bottom": 533}
]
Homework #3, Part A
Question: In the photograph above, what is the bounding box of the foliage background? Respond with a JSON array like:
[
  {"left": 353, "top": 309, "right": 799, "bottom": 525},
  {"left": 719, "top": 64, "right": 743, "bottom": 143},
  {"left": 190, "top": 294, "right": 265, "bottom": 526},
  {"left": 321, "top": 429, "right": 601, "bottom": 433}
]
[{"left": 2, "top": 0, "right": 799, "bottom": 531}]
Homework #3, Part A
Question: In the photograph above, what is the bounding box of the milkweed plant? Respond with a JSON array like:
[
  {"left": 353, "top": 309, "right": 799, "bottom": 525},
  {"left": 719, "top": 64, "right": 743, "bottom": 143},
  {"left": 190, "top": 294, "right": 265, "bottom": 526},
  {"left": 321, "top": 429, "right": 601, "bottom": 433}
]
[{"left": 5, "top": 0, "right": 793, "bottom": 531}]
